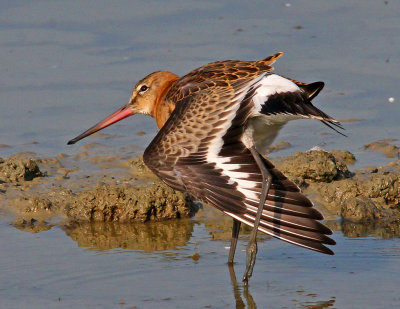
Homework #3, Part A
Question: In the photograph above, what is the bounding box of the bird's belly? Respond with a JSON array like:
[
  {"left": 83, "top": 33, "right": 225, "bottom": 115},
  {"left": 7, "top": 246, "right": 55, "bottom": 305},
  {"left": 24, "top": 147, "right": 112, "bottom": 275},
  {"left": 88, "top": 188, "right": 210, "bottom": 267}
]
[{"left": 247, "top": 115, "right": 295, "bottom": 153}]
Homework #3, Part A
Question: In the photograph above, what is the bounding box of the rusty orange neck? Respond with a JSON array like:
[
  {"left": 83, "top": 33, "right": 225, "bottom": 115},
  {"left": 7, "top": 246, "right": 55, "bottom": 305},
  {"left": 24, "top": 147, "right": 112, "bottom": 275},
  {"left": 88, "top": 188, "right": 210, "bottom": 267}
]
[{"left": 151, "top": 74, "right": 179, "bottom": 129}]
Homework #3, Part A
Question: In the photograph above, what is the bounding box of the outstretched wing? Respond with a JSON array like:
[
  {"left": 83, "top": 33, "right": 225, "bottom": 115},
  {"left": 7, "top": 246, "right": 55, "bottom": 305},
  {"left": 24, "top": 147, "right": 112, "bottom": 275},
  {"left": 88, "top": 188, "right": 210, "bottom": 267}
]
[
  {"left": 144, "top": 69, "right": 335, "bottom": 254},
  {"left": 253, "top": 74, "right": 345, "bottom": 135},
  {"left": 144, "top": 70, "right": 263, "bottom": 191}
]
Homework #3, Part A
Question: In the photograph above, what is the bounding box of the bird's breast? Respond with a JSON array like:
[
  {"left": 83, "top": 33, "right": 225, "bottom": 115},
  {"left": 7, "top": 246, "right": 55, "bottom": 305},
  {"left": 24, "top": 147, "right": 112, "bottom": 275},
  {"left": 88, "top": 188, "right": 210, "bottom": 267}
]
[{"left": 244, "top": 115, "right": 290, "bottom": 153}]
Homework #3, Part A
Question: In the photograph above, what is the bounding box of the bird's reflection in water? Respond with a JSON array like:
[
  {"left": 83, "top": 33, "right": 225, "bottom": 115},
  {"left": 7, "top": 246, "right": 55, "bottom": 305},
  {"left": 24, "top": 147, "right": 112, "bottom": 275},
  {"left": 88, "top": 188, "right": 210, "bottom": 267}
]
[
  {"left": 228, "top": 263, "right": 337, "bottom": 309},
  {"left": 228, "top": 264, "right": 256, "bottom": 309},
  {"left": 62, "top": 219, "right": 194, "bottom": 252}
]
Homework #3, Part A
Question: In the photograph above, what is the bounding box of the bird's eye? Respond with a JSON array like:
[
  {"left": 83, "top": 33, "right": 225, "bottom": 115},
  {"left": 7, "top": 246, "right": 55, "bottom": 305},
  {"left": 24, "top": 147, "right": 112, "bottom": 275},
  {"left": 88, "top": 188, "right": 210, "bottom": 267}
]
[{"left": 139, "top": 85, "right": 149, "bottom": 93}]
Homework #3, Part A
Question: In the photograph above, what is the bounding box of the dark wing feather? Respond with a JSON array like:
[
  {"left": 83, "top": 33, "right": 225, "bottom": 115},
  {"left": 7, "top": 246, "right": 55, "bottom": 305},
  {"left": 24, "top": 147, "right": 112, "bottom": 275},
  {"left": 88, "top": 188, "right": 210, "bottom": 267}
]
[
  {"left": 258, "top": 77, "right": 345, "bottom": 135},
  {"left": 144, "top": 67, "right": 335, "bottom": 254}
]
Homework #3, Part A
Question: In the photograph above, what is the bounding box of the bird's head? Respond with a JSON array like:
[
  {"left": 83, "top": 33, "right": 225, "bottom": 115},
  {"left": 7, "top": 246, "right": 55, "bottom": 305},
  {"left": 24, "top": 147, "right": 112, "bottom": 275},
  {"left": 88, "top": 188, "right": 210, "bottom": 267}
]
[{"left": 67, "top": 71, "right": 178, "bottom": 145}]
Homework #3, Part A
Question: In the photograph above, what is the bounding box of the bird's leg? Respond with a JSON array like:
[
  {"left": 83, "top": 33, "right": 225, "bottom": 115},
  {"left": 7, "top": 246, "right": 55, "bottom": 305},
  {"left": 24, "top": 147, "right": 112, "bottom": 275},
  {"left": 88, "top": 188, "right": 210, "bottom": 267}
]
[
  {"left": 228, "top": 263, "right": 256, "bottom": 309},
  {"left": 228, "top": 263, "right": 246, "bottom": 308},
  {"left": 243, "top": 146, "right": 273, "bottom": 284},
  {"left": 228, "top": 219, "right": 241, "bottom": 264}
]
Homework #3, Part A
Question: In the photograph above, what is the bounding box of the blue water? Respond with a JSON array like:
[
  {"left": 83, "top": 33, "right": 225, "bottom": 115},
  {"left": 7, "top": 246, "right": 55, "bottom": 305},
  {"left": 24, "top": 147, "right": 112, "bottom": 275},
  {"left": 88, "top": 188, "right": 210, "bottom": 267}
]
[
  {"left": 1, "top": 0, "right": 399, "bottom": 167},
  {"left": 1, "top": 217, "right": 400, "bottom": 309},
  {"left": 1, "top": 1, "right": 400, "bottom": 308}
]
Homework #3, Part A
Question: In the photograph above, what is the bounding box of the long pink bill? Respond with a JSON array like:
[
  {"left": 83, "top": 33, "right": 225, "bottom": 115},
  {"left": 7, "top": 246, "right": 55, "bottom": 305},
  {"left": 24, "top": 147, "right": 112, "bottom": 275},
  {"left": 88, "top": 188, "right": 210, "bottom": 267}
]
[{"left": 67, "top": 103, "right": 134, "bottom": 145}]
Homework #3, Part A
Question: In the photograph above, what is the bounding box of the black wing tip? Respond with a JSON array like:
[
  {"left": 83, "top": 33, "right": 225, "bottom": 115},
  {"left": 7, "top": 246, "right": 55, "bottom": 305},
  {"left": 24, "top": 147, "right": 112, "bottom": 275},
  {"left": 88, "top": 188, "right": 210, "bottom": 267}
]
[
  {"left": 300, "top": 81, "right": 347, "bottom": 138},
  {"left": 312, "top": 81, "right": 325, "bottom": 89},
  {"left": 321, "top": 120, "right": 347, "bottom": 137},
  {"left": 323, "top": 247, "right": 335, "bottom": 255},
  {"left": 310, "top": 243, "right": 335, "bottom": 255},
  {"left": 320, "top": 236, "right": 336, "bottom": 254},
  {"left": 323, "top": 237, "right": 336, "bottom": 246},
  {"left": 301, "top": 81, "right": 325, "bottom": 100}
]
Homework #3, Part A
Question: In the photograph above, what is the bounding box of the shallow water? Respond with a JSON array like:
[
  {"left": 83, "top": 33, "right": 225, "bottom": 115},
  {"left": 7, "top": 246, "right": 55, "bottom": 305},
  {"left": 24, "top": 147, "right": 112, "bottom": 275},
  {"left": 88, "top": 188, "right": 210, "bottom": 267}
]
[
  {"left": 1, "top": 0, "right": 400, "bottom": 308},
  {"left": 1, "top": 0, "right": 399, "bottom": 166},
  {"left": 2, "top": 212, "right": 400, "bottom": 309}
]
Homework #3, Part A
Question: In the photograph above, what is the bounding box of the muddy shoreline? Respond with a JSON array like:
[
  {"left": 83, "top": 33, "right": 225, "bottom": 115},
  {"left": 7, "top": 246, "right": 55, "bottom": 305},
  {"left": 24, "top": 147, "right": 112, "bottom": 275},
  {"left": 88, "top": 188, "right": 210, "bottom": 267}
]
[{"left": 1, "top": 140, "right": 399, "bottom": 234}]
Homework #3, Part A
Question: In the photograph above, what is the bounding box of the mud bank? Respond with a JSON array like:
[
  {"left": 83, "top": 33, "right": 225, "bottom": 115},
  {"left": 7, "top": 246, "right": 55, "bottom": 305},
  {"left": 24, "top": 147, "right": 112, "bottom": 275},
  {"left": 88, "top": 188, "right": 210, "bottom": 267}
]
[
  {"left": 364, "top": 138, "right": 400, "bottom": 159},
  {"left": 0, "top": 149, "right": 197, "bottom": 227},
  {"left": 0, "top": 154, "right": 42, "bottom": 183},
  {"left": 272, "top": 149, "right": 400, "bottom": 223},
  {"left": 66, "top": 183, "right": 195, "bottom": 222},
  {"left": 1, "top": 143, "right": 399, "bottom": 227}
]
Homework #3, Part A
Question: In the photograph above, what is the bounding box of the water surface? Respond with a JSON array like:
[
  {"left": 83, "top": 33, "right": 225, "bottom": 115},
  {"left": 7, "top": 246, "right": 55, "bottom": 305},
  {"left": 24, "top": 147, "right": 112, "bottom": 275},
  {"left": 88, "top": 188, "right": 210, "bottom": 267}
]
[{"left": 1, "top": 1, "right": 400, "bottom": 308}]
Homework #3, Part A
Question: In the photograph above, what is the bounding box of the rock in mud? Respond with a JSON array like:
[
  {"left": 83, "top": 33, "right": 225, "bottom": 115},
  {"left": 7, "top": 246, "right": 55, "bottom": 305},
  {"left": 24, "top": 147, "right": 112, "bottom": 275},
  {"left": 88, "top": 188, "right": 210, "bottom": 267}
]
[
  {"left": 329, "top": 150, "right": 356, "bottom": 165},
  {"left": 66, "top": 182, "right": 197, "bottom": 222},
  {"left": 1, "top": 148, "right": 398, "bottom": 227},
  {"left": 364, "top": 139, "right": 400, "bottom": 158},
  {"left": 272, "top": 149, "right": 399, "bottom": 222},
  {"left": 274, "top": 150, "right": 351, "bottom": 183},
  {"left": 314, "top": 165, "right": 399, "bottom": 222},
  {"left": 0, "top": 151, "right": 199, "bottom": 224},
  {"left": 340, "top": 196, "right": 384, "bottom": 222},
  {"left": 2, "top": 180, "right": 198, "bottom": 224},
  {"left": 0, "top": 155, "right": 42, "bottom": 183}
]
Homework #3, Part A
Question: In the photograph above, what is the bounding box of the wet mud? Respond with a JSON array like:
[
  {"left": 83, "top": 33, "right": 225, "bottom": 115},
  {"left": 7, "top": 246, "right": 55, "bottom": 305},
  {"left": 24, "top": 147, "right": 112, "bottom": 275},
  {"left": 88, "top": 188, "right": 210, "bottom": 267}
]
[
  {"left": 0, "top": 146, "right": 197, "bottom": 229},
  {"left": 1, "top": 143, "right": 399, "bottom": 231},
  {"left": 66, "top": 182, "right": 195, "bottom": 222},
  {"left": 364, "top": 138, "right": 400, "bottom": 159},
  {"left": 0, "top": 154, "right": 42, "bottom": 183},
  {"left": 272, "top": 149, "right": 399, "bottom": 223}
]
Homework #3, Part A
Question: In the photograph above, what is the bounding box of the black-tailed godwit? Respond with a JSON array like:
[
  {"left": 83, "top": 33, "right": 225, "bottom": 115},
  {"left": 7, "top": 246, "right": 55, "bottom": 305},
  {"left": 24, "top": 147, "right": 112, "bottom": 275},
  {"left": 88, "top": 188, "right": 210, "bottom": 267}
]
[{"left": 68, "top": 52, "right": 340, "bottom": 283}]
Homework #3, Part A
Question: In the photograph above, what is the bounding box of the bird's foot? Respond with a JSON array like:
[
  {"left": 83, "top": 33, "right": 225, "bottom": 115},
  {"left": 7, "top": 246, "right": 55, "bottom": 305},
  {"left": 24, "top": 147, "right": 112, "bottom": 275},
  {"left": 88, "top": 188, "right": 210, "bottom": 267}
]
[{"left": 242, "top": 241, "right": 258, "bottom": 284}]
